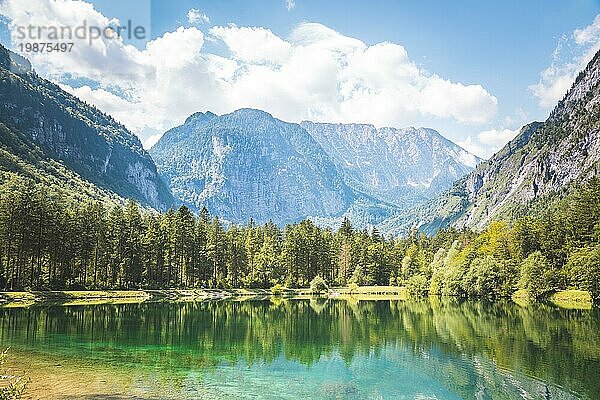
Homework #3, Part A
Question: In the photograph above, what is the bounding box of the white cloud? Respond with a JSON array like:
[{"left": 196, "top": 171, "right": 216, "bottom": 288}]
[
  {"left": 187, "top": 8, "right": 209, "bottom": 24},
  {"left": 0, "top": 0, "right": 499, "bottom": 146},
  {"left": 458, "top": 127, "right": 520, "bottom": 159},
  {"left": 457, "top": 136, "right": 488, "bottom": 160},
  {"left": 530, "top": 71, "right": 574, "bottom": 108},
  {"left": 419, "top": 77, "right": 497, "bottom": 123},
  {"left": 530, "top": 14, "right": 600, "bottom": 108},
  {"left": 478, "top": 127, "right": 519, "bottom": 147},
  {"left": 286, "top": 0, "right": 296, "bottom": 11},
  {"left": 574, "top": 14, "right": 600, "bottom": 45},
  {"left": 144, "top": 133, "right": 163, "bottom": 149},
  {"left": 502, "top": 107, "right": 528, "bottom": 127},
  {"left": 61, "top": 85, "right": 149, "bottom": 132},
  {"left": 210, "top": 25, "right": 292, "bottom": 64}
]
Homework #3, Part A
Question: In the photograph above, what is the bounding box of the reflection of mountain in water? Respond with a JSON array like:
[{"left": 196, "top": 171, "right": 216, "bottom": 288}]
[{"left": 0, "top": 299, "right": 597, "bottom": 399}]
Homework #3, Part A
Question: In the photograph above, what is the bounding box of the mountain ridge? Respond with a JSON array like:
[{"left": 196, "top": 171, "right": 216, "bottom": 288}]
[
  {"left": 151, "top": 108, "right": 481, "bottom": 226},
  {"left": 150, "top": 108, "right": 359, "bottom": 224},
  {"left": 300, "top": 121, "right": 481, "bottom": 207},
  {"left": 380, "top": 49, "right": 600, "bottom": 235},
  {"left": 0, "top": 44, "right": 173, "bottom": 210}
]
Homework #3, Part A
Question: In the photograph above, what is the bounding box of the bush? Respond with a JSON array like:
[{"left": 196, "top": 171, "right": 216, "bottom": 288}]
[
  {"left": 310, "top": 275, "right": 329, "bottom": 294},
  {"left": 440, "top": 263, "right": 466, "bottom": 297},
  {"left": 406, "top": 274, "right": 429, "bottom": 296},
  {"left": 519, "top": 251, "right": 557, "bottom": 300},
  {"left": 348, "top": 283, "right": 359, "bottom": 294},
  {"left": 565, "top": 245, "right": 600, "bottom": 304},
  {"left": 462, "top": 256, "right": 502, "bottom": 298},
  {"left": 461, "top": 256, "right": 518, "bottom": 299},
  {"left": 270, "top": 284, "right": 284, "bottom": 296}
]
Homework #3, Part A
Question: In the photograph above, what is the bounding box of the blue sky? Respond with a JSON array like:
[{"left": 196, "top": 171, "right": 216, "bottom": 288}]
[{"left": 1, "top": 0, "right": 599, "bottom": 157}]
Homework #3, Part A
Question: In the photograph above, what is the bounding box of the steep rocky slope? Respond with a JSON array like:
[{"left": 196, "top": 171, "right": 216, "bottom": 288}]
[
  {"left": 150, "top": 109, "right": 358, "bottom": 224},
  {"left": 381, "top": 50, "right": 600, "bottom": 235},
  {"left": 0, "top": 44, "right": 173, "bottom": 210},
  {"left": 0, "top": 119, "right": 124, "bottom": 206},
  {"left": 300, "top": 122, "right": 480, "bottom": 206}
]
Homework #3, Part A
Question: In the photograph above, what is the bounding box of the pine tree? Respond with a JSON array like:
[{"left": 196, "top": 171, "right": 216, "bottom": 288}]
[
  {"left": 207, "top": 217, "right": 226, "bottom": 287},
  {"left": 337, "top": 241, "right": 352, "bottom": 286}
]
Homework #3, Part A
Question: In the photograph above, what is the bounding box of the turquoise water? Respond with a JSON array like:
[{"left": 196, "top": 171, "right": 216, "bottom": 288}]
[{"left": 0, "top": 298, "right": 599, "bottom": 399}]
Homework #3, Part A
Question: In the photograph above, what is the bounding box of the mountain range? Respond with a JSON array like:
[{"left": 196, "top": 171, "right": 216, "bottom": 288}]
[
  {"left": 1, "top": 40, "right": 598, "bottom": 237},
  {"left": 149, "top": 109, "right": 480, "bottom": 225},
  {"left": 300, "top": 122, "right": 480, "bottom": 206}
]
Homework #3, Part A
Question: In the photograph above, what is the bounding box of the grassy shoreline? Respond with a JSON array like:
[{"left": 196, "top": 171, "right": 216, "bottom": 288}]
[
  {"left": 0, "top": 286, "right": 411, "bottom": 307},
  {"left": 0, "top": 286, "right": 593, "bottom": 308}
]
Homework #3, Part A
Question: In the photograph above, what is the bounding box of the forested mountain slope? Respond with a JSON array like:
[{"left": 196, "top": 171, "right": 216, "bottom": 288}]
[
  {"left": 0, "top": 44, "right": 173, "bottom": 210},
  {"left": 0, "top": 119, "right": 123, "bottom": 205},
  {"left": 381, "top": 50, "right": 600, "bottom": 235}
]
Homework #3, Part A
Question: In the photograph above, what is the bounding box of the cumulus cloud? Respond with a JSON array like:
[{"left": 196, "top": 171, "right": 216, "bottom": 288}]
[
  {"left": 478, "top": 128, "right": 519, "bottom": 148},
  {"left": 530, "top": 14, "right": 600, "bottom": 108},
  {"left": 459, "top": 127, "right": 520, "bottom": 159},
  {"left": 187, "top": 8, "right": 209, "bottom": 24},
  {"left": 457, "top": 136, "right": 488, "bottom": 160},
  {"left": 574, "top": 14, "right": 600, "bottom": 45},
  {"left": 0, "top": 0, "right": 499, "bottom": 147},
  {"left": 0, "top": 0, "right": 149, "bottom": 84},
  {"left": 210, "top": 25, "right": 292, "bottom": 64}
]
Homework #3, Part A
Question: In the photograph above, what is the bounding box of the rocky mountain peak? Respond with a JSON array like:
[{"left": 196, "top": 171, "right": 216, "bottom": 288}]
[
  {"left": 184, "top": 111, "right": 217, "bottom": 125},
  {"left": 150, "top": 108, "right": 356, "bottom": 224},
  {"left": 300, "top": 121, "right": 481, "bottom": 207}
]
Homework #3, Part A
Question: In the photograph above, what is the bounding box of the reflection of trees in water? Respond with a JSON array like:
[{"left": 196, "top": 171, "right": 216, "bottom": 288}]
[{"left": 0, "top": 299, "right": 598, "bottom": 398}]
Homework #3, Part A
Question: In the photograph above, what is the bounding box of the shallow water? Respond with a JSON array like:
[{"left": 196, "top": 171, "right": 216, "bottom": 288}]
[{"left": 0, "top": 298, "right": 599, "bottom": 399}]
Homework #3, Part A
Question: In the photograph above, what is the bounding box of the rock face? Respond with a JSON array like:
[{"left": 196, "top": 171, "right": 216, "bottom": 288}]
[
  {"left": 151, "top": 108, "right": 481, "bottom": 226},
  {"left": 0, "top": 44, "right": 173, "bottom": 210},
  {"left": 381, "top": 49, "right": 600, "bottom": 235},
  {"left": 300, "top": 122, "right": 480, "bottom": 206},
  {"left": 151, "top": 108, "right": 482, "bottom": 226},
  {"left": 150, "top": 109, "right": 355, "bottom": 224}
]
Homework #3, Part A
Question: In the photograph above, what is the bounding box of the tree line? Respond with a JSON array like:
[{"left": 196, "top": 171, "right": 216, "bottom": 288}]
[{"left": 0, "top": 173, "right": 599, "bottom": 302}]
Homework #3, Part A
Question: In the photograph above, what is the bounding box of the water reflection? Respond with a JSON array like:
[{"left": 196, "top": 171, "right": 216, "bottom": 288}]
[{"left": 0, "top": 298, "right": 598, "bottom": 399}]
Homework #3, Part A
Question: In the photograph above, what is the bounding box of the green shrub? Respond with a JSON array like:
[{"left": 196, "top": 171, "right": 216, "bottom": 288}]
[
  {"left": 441, "top": 264, "right": 466, "bottom": 297},
  {"left": 310, "top": 275, "right": 329, "bottom": 294},
  {"left": 270, "top": 284, "right": 284, "bottom": 296},
  {"left": 565, "top": 245, "right": 600, "bottom": 304},
  {"left": 406, "top": 274, "right": 429, "bottom": 296},
  {"left": 518, "top": 251, "right": 556, "bottom": 300},
  {"left": 460, "top": 256, "right": 518, "bottom": 299}
]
